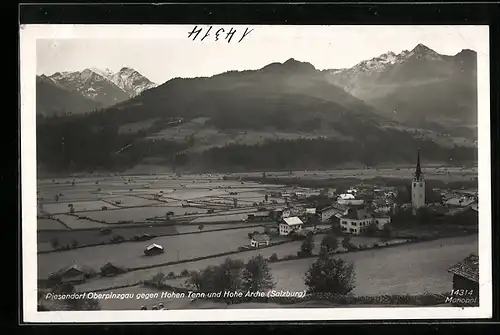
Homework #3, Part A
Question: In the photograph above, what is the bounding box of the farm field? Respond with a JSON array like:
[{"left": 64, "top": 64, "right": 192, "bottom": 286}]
[
  {"left": 38, "top": 226, "right": 265, "bottom": 279},
  {"left": 53, "top": 214, "right": 109, "bottom": 230},
  {"left": 80, "top": 206, "right": 185, "bottom": 223},
  {"left": 101, "top": 195, "right": 163, "bottom": 207},
  {"left": 37, "top": 218, "right": 69, "bottom": 231},
  {"left": 270, "top": 234, "right": 478, "bottom": 296},
  {"left": 81, "top": 234, "right": 477, "bottom": 309},
  {"left": 42, "top": 200, "right": 119, "bottom": 214},
  {"left": 191, "top": 213, "right": 249, "bottom": 223},
  {"left": 74, "top": 235, "right": 406, "bottom": 292},
  {"left": 38, "top": 222, "right": 258, "bottom": 251},
  {"left": 234, "top": 167, "right": 477, "bottom": 183}
]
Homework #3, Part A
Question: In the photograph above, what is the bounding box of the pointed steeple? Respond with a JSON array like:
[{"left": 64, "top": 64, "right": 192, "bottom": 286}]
[{"left": 415, "top": 148, "right": 423, "bottom": 181}]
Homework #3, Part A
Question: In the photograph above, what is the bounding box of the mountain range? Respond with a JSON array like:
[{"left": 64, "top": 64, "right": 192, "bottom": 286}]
[
  {"left": 36, "top": 67, "right": 157, "bottom": 116},
  {"left": 323, "top": 43, "right": 477, "bottom": 135},
  {"left": 35, "top": 44, "right": 478, "bottom": 174}
]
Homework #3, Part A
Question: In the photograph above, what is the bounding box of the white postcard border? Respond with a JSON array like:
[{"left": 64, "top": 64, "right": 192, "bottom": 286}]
[{"left": 20, "top": 24, "right": 492, "bottom": 322}]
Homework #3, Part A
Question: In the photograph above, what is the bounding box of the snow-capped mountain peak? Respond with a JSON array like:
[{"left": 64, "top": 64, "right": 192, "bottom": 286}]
[
  {"left": 404, "top": 43, "right": 442, "bottom": 61},
  {"left": 105, "top": 66, "right": 158, "bottom": 97},
  {"left": 45, "top": 67, "right": 158, "bottom": 105},
  {"left": 90, "top": 67, "right": 115, "bottom": 79}
]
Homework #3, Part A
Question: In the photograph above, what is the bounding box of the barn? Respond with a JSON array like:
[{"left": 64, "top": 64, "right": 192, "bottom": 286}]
[
  {"left": 144, "top": 243, "right": 164, "bottom": 256},
  {"left": 100, "top": 262, "right": 127, "bottom": 277}
]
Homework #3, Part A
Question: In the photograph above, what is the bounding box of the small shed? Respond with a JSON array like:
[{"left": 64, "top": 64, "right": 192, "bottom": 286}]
[
  {"left": 100, "top": 262, "right": 127, "bottom": 277},
  {"left": 144, "top": 243, "right": 164, "bottom": 256},
  {"left": 48, "top": 264, "right": 94, "bottom": 284},
  {"left": 250, "top": 234, "right": 271, "bottom": 248},
  {"left": 447, "top": 254, "right": 479, "bottom": 306}
]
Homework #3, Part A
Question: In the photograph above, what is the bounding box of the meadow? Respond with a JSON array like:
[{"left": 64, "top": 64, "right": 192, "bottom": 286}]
[
  {"left": 80, "top": 234, "right": 477, "bottom": 310},
  {"left": 74, "top": 235, "right": 406, "bottom": 293},
  {"left": 38, "top": 226, "right": 265, "bottom": 278},
  {"left": 269, "top": 234, "right": 478, "bottom": 296},
  {"left": 38, "top": 222, "right": 257, "bottom": 251}
]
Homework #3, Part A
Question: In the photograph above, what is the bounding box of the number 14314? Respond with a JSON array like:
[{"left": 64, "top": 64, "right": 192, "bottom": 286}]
[{"left": 451, "top": 289, "right": 474, "bottom": 296}]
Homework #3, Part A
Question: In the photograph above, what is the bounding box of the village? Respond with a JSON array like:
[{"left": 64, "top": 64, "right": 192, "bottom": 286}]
[{"left": 36, "top": 150, "right": 479, "bottom": 311}]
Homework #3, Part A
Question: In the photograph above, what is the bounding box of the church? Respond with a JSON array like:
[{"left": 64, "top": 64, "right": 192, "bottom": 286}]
[{"left": 411, "top": 148, "right": 426, "bottom": 212}]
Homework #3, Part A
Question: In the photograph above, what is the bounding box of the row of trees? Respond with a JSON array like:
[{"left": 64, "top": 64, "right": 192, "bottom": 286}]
[
  {"left": 184, "top": 251, "right": 356, "bottom": 300},
  {"left": 185, "top": 255, "right": 275, "bottom": 295},
  {"left": 391, "top": 206, "right": 479, "bottom": 226},
  {"left": 37, "top": 108, "right": 477, "bottom": 172},
  {"left": 203, "top": 131, "right": 477, "bottom": 171}
]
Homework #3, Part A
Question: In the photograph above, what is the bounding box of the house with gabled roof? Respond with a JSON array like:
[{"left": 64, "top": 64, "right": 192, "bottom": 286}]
[
  {"left": 144, "top": 243, "right": 164, "bottom": 256},
  {"left": 447, "top": 254, "right": 479, "bottom": 306},
  {"left": 279, "top": 216, "right": 303, "bottom": 236},
  {"left": 100, "top": 262, "right": 127, "bottom": 277},
  {"left": 250, "top": 233, "right": 271, "bottom": 248},
  {"left": 339, "top": 208, "right": 391, "bottom": 235},
  {"left": 48, "top": 264, "right": 96, "bottom": 284}
]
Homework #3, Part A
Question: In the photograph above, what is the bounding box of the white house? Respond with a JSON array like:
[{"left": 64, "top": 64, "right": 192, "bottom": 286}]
[
  {"left": 279, "top": 216, "right": 304, "bottom": 236},
  {"left": 305, "top": 208, "right": 317, "bottom": 215},
  {"left": 250, "top": 234, "right": 271, "bottom": 248},
  {"left": 339, "top": 209, "right": 391, "bottom": 235},
  {"left": 445, "top": 196, "right": 475, "bottom": 208}
]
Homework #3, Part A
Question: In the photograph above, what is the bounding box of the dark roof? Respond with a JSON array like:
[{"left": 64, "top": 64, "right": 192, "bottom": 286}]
[
  {"left": 252, "top": 234, "right": 271, "bottom": 242},
  {"left": 100, "top": 262, "right": 126, "bottom": 271},
  {"left": 447, "top": 254, "right": 479, "bottom": 283},
  {"left": 342, "top": 209, "right": 372, "bottom": 220},
  {"left": 331, "top": 203, "right": 350, "bottom": 211},
  {"left": 373, "top": 199, "right": 388, "bottom": 206},
  {"left": 317, "top": 205, "right": 333, "bottom": 213},
  {"left": 372, "top": 213, "right": 390, "bottom": 219},
  {"left": 49, "top": 264, "right": 95, "bottom": 278}
]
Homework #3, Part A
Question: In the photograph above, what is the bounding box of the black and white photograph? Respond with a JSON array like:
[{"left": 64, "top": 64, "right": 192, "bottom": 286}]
[{"left": 20, "top": 24, "right": 492, "bottom": 322}]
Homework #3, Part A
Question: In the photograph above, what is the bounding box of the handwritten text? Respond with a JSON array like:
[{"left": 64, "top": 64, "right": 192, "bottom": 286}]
[{"left": 188, "top": 26, "right": 254, "bottom": 43}]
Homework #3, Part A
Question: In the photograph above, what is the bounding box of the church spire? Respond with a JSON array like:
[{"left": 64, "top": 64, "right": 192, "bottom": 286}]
[{"left": 415, "top": 148, "right": 423, "bottom": 181}]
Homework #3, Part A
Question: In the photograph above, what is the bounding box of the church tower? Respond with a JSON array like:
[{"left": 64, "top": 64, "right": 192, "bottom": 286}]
[{"left": 411, "top": 148, "right": 426, "bottom": 210}]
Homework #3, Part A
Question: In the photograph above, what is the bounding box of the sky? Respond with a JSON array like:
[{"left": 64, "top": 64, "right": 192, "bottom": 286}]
[{"left": 35, "top": 25, "right": 488, "bottom": 85}]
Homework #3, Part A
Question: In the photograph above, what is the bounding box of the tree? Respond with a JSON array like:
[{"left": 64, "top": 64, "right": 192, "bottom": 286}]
[
  {"left": 71, "top": 239, "right": 79, "bottom": 248},
  {"left": 304, "top": 255, "right": 356, "bottom": 295},
  {"left": 320, "top": 233, "right": 338, "bottom": 254},
  {"left": 198, "top": 224, "right": 204, "bottom": 231},
  {"left": 300, "top": 233, "right": 315, "bottom": 256},
  {"left": 242, "top": 255, "right": 275, "bottom": 292},
  {"left": 152, "top": 271, "right": 166, "bottom": 284},
  {"left": 269, "top": 253, "right": 278, "bottom": 262},
  {"left": 308, "top": 215, "right": 320, "bottom": 229},
  {"left": 416, "top": 207, "right": 434, "bottom": 225},
  {"left": 187, "top": 258, "right": 245, "bottom": 294},
  {"left": 185, "top": 270, "right": 204, "bottom": 290},
  {"left": 50, "top": 237, "right": 59, "bottom": 249},
  {"left": 341, "top": 236, "right": 354, "bottom": 250},
  {"left": 265, "top": 194, "right": 269, "bottom": 202},
  {"left": 380, "top": 225, "right": 392, "bottom": 241},
  {"left": 365, "top": 222, "right": 378, "bottom": 237}
]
